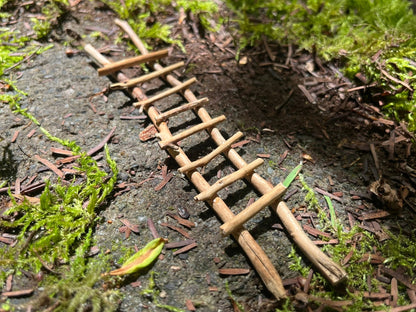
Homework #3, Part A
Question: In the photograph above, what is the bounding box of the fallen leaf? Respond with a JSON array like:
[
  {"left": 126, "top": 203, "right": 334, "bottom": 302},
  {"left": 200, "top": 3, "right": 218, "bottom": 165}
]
[{"left": 108, "top": 238, "right": 166, "bottom": 276}]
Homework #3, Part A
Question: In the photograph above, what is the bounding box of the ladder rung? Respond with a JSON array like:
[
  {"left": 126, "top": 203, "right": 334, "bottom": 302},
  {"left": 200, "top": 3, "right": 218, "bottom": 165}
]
[
  {"left": 159, "top": 115, "right": 226, "bottom": 149},
  {"left": 134, "top": 77, "right": 197, "bottom": 108},
  {"left": 110, "top": 62, "right": 185, "bottom": 90},
  {"left": 220, "top": 183, "right": 287, "bottom": 236},
  {"left": 194, "top": 158, "right": 264, "bottom": 201},
  {"left": 98, "top": 49, "right": 168, "bottom": 76},
  {"left": 155, "top": 97, "right": 209, "bottom": 123},
  {"left": 179, "top": 131, "right": 244, "bottom": 174}
]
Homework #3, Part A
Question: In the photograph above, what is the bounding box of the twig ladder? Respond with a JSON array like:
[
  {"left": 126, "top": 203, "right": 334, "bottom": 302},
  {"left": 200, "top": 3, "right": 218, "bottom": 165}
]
[{"left": 84, "top": 18, "right": 348, "bottom": 300}]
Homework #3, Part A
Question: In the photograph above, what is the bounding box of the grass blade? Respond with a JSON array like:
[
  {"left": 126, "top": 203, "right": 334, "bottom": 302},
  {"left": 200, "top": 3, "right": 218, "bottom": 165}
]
[{"left": 282, "top": 163, "right": 302, "bottom": 188}]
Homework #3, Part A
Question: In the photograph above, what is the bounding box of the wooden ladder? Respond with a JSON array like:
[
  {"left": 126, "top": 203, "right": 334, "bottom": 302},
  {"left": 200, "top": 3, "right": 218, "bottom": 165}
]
[{"left": 84, "top": 18, "right": 347, "bottom": 300}]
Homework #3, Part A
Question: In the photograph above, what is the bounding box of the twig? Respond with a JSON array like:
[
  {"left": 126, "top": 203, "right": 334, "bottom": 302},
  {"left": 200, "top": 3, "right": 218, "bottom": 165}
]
[
  {"left": 154, "top": 172, "right": 173, "bottom": 191},
  {"left": 87, "top": 126, "right": 116, "bottom": 156},
  {"left": 314, "top": 187, "right": 344, "bottom": 203},
  {"left": 147, "top": 218, "right": 160, "bottom": 238},
  {"left": 34, "top": 155, "right": 64, "bottom": 178},
  {"left": 165, "top": 239, "right": 195, "bottom": 249},
  {"left": 166, "top": 212, "right": 195, "bottom": 229},
  {"left": 1, "top": 289, "right": 34, "bottom": 297},
  {"left": 98, "top": 49, "right": 168, "bottom": 76},
  {"left": 218, "top": 268, "right": 250, "bottom": 275}
]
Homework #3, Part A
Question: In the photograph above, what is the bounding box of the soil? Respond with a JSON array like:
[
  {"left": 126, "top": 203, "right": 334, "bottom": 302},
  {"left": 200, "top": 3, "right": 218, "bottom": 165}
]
[{"left": 1, "top": 1, "right": 416, "bottom": 311}]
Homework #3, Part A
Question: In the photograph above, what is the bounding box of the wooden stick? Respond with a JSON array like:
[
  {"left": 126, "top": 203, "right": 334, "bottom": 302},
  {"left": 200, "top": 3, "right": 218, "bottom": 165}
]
[
  {"left": 220, "top": 183, "right": 286, "bottom": 236},
  {"left": 178, "top": 131, "right": 244, "bottom": 173},
  {"left": 134, "top": 77, "right": 197, "bottom": 108},
  {"left": 195, "top": 158, "right": 264, "bottom": 201},
  {"left": 159, "top": 115, "right": 226, "bottom": 149},
  {"left": 114, "top": 37, "right": 348, "bottom": 285},
  {"left": 155, "top": 97, "right": 209, "bottom": 123},
  {"left": 277, "top": 201, "right": 348, "bottom": 285},
  {"left": 110, "top": 61, "right": 185, "bottom": 90},
  {"left": 88, "top": 24, "right": 287, "bottom": 300},
  {"left": 97, "top": 49, "right": 168, "bottom": 76},
  {"left": 138, "top": 45, "right": 346, "bottom": 285}
]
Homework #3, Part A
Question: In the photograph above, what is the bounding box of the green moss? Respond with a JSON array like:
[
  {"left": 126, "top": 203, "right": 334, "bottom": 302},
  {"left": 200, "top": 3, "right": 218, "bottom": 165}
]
[
  {"left": 98, "top": 0, "right": 219, "bottom": 52},
  {"left": 35, "top": 250, "right": 121, "bottom": 312},
  {"left": 288, "top": 177, "right": 415, "bottom": 311},
  {"left": 0, "top": 36, "right": 119, "bottom": 309}
]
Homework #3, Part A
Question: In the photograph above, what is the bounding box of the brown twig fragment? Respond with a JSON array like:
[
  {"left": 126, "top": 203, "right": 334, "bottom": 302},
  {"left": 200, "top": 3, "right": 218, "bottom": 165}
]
[
  {"left": 185, "top": 299, "right": 196, "bottom": 311},
  {"left": 26, "top": 129, "right": 36, "bottom": 138},
  {"left": 11, "top": 130, "right": 19, "bottom": 143},
  {"left": 231, "top": 139, "right": 250, "bottom": 149},
  {"left": 34, "top": 155, "right": 64, "bottom": 178},
  {"left": 218, "top": 268, "right": 250, "bottom": 275},
  {"left": 154, "top": 172, "right": 173, "bottom": 191},
  {"left": 314, "top": 187, "right": 344, "bottom": 203},
  {"left": 87, "top": 126, "right": 116, "bottom": 156},
  {"left": 160, "top": 222, "right": 191, "bottom": 239},
  {"left": 147, "top": 218, "right": 160, "bottom": 238},
  {"left": 0, "top": 236, "right": 15, "bottom": 245},
  {"left": 50, "top": 147, "right": 73, "bottom": 156},
  {"left": 165, "top": 239, "right": 195, "bottom": 249},
  {"left": 119, "top": 218, "right": 140, "bottom": 233},
  {"left": 6, "top": 274, "right": 13, "bottom": 291},
  {"left": 1, "top": 289, "right": 34, "bottom": 298},
  {"left": 166, "top": 212, "right": 195, "bottom": 228},
  {"left": 298, "top": 84, "right": 316, "bottom": 104}
]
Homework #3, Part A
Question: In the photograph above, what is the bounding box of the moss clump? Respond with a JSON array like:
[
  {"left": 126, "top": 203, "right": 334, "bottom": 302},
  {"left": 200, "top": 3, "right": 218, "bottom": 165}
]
[
  {"left": 225, "top": 0, "right": 416, "bottom": 130},
  {"left": 98, "top": 0, "right": 219, "bottom": 51},
  {"left": 1, "top": 76, "right": 119, "bottom": 311},
  {"left": 285, "top": 177, "right": 416, "bottom": 311}
]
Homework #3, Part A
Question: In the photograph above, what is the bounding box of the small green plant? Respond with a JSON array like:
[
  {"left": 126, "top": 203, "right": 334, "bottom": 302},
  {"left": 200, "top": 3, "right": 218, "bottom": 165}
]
[
  {"left": 225, "top": 280, "right": 245, "bottom": 312},
  {"left": 288, "top": 246, "right": 309, "bottom": 277},
  {"left": 275, "top": 298, "right": 295, "bottom": 312},
  {"left": 141, "top": 271, "right": 185, "bottom": 312},
  {"left": 98, "top": 0, "right": 220, "bottom": 51},
  {"left": 298, "top": 174, "right": 329, "bottom": 230}
]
